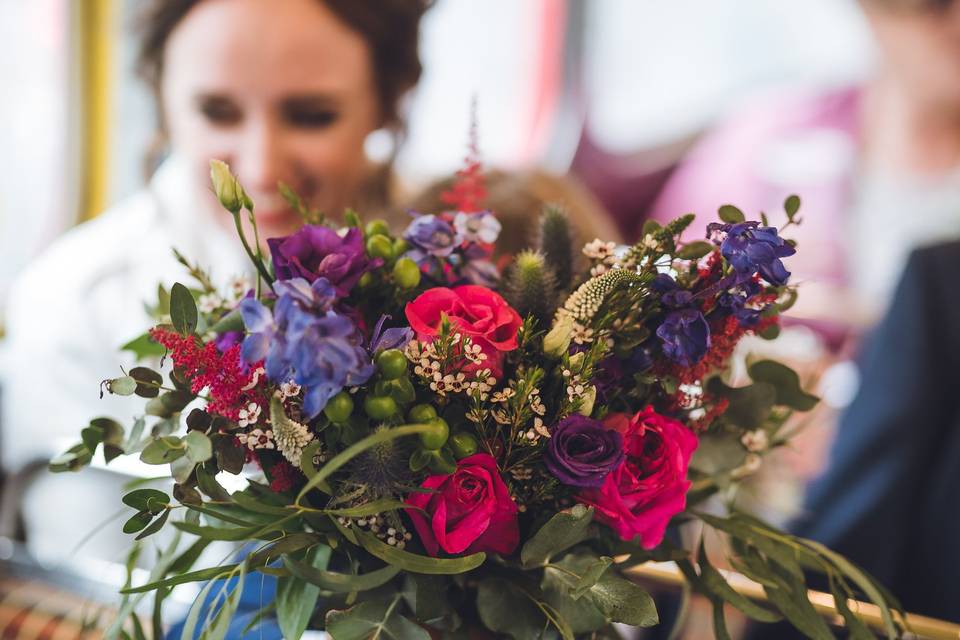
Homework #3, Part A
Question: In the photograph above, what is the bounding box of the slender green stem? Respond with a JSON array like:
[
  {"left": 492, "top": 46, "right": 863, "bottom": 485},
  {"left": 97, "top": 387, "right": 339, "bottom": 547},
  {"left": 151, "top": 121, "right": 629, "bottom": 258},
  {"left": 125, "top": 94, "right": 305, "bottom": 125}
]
[{"left": 231, "top": 211, "right": 273, "bottom": 288}]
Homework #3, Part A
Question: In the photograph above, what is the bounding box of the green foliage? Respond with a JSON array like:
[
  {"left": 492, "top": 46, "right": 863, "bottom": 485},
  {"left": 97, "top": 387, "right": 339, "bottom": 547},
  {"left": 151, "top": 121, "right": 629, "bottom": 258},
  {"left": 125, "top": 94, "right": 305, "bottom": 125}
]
[
  {"left": 325, "top": 594, "right": 430, "bottom": 640},
  {"left": 718, "top": 204, "right": 746, "bottom": 223},
  {"left": 356, "top": 531, "right": 486, "bottom": 575},
  {"left": 477, "top": 578, "right": 556, "bottom": 640},
  {"left": 676, "top": 240, "right": 715, "bottom": 260},
  {"left": 784, "top": 194, "right": 801, "bottom": 221},
  {"left": 276, "top": 545, "right": 330, "bottom": 640},
  {"left": 120, "top": 332, "right": 166, "bottom": 360},
  {"left": 537, "top": 205, "right": 576, "bottom": 290},
  {"left": 169, "top": 283, "right": 198, "bottom": 336},
  {"left": 521, "top": 504, "right": 594, "bottom": 568},
  {"left": 748, "top": 360, "right": 819, "bottom": 411},
  {"left": 284, "top": 555, "right": 400, "bottom": 592},
  {"left": 129, "top": 367, "right": 163, "bottom": 398},
  {"left": 544, "top": 554, "right": 658, "bottom": 628}
]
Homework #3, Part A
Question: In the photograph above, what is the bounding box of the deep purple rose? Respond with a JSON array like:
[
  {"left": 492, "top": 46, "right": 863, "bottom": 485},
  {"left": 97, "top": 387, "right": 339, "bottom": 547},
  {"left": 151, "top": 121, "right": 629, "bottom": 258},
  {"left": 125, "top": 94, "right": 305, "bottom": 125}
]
[
  {"left": 545, "top": 415, "right": 625, "bottom": 488},
  {"left": 707, "top": 221, "right": 795, "bottom": 286},
  {"left": 267, "top": 226, "right": 378, "bottom": 295},
  {"left": 656, "top": 308, "right": 711, "bottom": 366}
]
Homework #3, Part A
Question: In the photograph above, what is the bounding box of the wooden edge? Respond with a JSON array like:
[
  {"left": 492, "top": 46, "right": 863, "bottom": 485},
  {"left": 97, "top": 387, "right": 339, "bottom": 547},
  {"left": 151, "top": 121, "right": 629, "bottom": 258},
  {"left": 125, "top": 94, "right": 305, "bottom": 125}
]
[{"left": 624, "top": 561, "right": 960, "bottom": 640}]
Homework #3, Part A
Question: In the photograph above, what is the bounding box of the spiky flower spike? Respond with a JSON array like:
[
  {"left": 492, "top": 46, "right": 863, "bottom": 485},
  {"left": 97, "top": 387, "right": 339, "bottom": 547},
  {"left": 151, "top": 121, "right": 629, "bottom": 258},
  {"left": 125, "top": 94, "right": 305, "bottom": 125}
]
[
  {"left": 269, "top": 397, "right": 313, "bottom": 467},
  {"left": 537, "top": 205, "right": 576, "bottom": 290},
  {"left": 557, "top": 268, "right": 647, "bottom": 326},
  {"left": 504, "top": 250, "right": 559, "bottom": 326}
]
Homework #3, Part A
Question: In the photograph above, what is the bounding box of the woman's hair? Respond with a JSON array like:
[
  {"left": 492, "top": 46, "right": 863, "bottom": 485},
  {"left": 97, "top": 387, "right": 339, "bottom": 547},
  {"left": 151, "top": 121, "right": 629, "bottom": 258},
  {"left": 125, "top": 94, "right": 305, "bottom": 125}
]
[
  {"left": 135, "top": 0, "right": 431, "bottom": 127},
  {"left": 402, "top": 169, "right": 623, "bottom": 258}
]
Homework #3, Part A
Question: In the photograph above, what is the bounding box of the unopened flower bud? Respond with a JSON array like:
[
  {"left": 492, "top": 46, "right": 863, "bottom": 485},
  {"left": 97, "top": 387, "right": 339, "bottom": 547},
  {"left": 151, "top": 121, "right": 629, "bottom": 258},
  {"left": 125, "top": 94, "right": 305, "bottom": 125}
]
[
  {"left": 543, "top": 314, "right": 574, "bottom": 357},
  {"left": 209, "top": 159, "right": 245, "bottom": 214}
]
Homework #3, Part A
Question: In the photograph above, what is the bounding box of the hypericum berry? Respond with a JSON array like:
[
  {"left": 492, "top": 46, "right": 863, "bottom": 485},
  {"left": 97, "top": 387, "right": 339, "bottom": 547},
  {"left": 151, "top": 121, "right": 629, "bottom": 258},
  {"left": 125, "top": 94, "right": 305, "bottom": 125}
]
[
  {"left": 364, "top": 395, "right": 398, "bottom": 420},
  {"left": 392, "top": 257, "right": 421, "bottom": 289},
  {"left": 323, "top": 391, "right": 354, "bottom": 423},
  {"left": 419, "top": 417, "right": 450, "bottom": 451},
  {"left": 376, "top": 349, "right": 408, "bottom": 380},
  {"left": 365, "top": 219, "right": 391, "bottom": 238},
  {"left": 408, "top": 404, "right": 438, "bottom": 424},
  {"left": 449, "top": 432, "right": 479, "bottom": 459},
  {"left": 366, "top": 234, "right": 393, "bottom": 260}
]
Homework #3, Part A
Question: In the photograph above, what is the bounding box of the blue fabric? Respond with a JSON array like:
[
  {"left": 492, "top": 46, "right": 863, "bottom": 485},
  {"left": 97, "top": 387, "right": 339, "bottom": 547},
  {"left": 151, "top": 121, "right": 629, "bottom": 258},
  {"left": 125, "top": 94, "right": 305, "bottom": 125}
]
[{"left": 165, "top": 567, "right": 282, "bottom": 640}]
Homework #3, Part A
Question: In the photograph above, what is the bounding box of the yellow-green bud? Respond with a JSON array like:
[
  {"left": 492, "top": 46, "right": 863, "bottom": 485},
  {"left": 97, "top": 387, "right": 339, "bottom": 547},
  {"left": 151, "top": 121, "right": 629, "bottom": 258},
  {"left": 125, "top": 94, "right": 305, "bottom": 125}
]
[
  {"left": 577, "top": 385, "right": 597, "bottom": 416},
  {"left": 543, "top": 314, "right": 574, "bottom": 357},
  {"left": 209, "top": 160, "right": 245, "bottom": 214},
  {"left": 568, "top": 351, "right": 586, "bottom": 369}
]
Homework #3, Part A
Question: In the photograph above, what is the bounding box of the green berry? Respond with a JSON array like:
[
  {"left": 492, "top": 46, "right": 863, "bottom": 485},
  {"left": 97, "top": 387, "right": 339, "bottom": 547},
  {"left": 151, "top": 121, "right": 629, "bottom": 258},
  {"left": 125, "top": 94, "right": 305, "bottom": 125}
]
[
  {"left": 449, "top": 432, "right": 479, "bottom": 459},
  {"left": 364, "top": 395, "right": 398, "bottom": 420},
  {"left": 323, "top": 391, "right": 354, "bottom": 423},
  {"left": 408, "top": 404, "right": 438, "bottom": 424},
  {"left": 365, "top": 219, "right": 391, "bottom": 238},
  {"left": 366, "top": 234, "right": 393, "bottom": 260},
  {"left": 419, "top": 417, "right": 449, "bottom": 450},
  {"left": 392, "top": 238, "right": 410, "bottom": 256},
  {"left": 392, "top": 257, "right": 421, "bottom": 289},
  {"left": 376, "top": 349, "right": 407, "bottom": 380},
  {"left": 358, "top": 272, "right": 374, "bottom": 289}
]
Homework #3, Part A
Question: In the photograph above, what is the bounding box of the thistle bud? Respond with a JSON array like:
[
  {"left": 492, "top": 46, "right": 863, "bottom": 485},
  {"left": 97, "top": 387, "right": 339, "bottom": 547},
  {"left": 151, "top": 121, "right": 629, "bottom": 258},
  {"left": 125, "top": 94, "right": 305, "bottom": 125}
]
[
  {"left": 209, "top": 159, "right": 245, "bottom": 214},
  {"left": 543, "top": 314, "right": 574, "bottom": 357}
]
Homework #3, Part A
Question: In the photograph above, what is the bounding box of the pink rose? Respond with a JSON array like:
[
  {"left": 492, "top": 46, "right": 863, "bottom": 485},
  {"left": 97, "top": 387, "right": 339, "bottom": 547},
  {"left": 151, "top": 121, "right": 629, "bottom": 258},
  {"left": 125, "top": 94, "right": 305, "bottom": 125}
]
[
  {"left": 405, "top": 285, "right": 522, "bottom": 377},
  {"left": 405, "top": 453, "right": 519, "bottom": 556},
  {"left": 579, "top": 407, "right": 698, "bottom": 549}
]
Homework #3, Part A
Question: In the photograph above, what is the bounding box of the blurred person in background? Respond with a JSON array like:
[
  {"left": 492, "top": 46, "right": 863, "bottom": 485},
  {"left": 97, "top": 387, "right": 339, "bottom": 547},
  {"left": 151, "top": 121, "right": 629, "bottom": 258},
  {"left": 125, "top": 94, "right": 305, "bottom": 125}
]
[
  {"left": 0, "top": 0, "right": 430, "bottom": 472},
  {"left": 649, "top": 0, "right": 960, "bottom": 337}
]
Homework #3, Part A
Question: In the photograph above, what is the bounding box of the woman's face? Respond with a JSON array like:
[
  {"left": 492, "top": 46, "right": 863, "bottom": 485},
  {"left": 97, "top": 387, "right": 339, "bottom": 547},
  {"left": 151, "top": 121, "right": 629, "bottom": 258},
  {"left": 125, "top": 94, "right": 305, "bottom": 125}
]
[
  {"left": 162, "top": 0, "right": 382, "bottom": 239},
  {"left": 863, "top": 1, "right": 960, "bottom": 111}
]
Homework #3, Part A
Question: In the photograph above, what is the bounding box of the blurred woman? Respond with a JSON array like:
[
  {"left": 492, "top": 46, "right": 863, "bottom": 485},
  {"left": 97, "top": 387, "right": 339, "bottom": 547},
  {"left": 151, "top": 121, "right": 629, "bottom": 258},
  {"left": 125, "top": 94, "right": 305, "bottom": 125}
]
[
  {"left": 1, "top": 0, "right": 429, "bottom": 470},
  {"left": 649, "top": 0, "right": 960, "bottom": 336}
]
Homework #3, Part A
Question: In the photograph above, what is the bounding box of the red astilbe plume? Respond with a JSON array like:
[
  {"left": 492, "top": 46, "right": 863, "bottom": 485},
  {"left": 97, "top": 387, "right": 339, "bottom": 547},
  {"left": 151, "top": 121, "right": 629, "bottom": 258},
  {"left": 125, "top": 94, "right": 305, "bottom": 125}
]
[
  {"left": 149, "top": 327, "right": 267, "bottom": 421},
  {"left": 441, "top": 101, "right": 486, "bottom": 213},
  {"left": 267, "top": 459, "right": 302, "bottom": 493}
]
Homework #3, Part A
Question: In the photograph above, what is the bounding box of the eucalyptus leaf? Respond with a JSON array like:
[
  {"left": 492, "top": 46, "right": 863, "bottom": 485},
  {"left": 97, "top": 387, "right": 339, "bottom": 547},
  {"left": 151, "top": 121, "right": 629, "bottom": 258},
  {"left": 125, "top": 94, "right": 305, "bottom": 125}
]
[
  {"left": 521, "top": 504, "right": 594, "bottom": 568},
  {"left": 129, "top": 367, "right": 163, "bottom": 398},
  {"left": 277, "top": 545, "right": 330, "bottom": 640},
  {"left": 123, "top": 511, "right": 153, "bottom": 534},
  {"left": 718, "top": 204, "right": 746, "bottom": 224},
  {"left": 123, "top": 489, "right": 170, "bottom": 512},
  {"left": 748, "top": 360, "right": 819, "bottom": 412},
  {"left": 109, "top": 376, "right": 138, "bottom": 396},
  {"left": 784, "top": 194, "right": 801, "bottom": 219},
  {"left": 676, "top": 241, "right": 715, "bottom": 260},
  {"left": 140, "top": 436, "right": 186, "bottom": 465},
  {"left": 706, "top": 378, "right": 777, "bottom": 430},
  {"left": 170, "top": 282, "right": 198, "bottom": 336},
  {"left": 121, "top": 332, "right": 166, "bottom": 360},
  {"left": 325, "top": 594, "right": 430, "bottom": 640},
  {"left": 356, "top": 530, "right": 485, "bottom": 575},
  {"left": 184, "top": 430, "right": 213, "bottom": 464},
  {"left": 284, "top": 556, "right": 400, "bottom": 593},
  {"left": 135, "top": 508, "right": 170, "bottom": 541},
  {"left": 477, "top": 578, "right": 547, "bottom": 640},
  {"left": 696, "top": 542, "right": 781, "bottom": 623}
]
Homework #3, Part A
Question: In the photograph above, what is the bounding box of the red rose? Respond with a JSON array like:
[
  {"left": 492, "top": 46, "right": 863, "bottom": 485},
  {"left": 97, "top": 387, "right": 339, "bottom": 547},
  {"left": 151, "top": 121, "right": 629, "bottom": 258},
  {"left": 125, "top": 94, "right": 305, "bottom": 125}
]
[
  {"left": 405, "top": 285, "right": 522, "bottom": 377},
  {"left": 405, "top": 453, "right": 519, "bottom": 556},
  {"left": 579, "top": 407, "right": 698, "bottom": 549}
]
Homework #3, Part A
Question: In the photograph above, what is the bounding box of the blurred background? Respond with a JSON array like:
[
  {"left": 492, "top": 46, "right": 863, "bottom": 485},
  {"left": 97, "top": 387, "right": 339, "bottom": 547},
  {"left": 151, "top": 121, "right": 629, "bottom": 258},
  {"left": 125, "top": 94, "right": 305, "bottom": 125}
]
[{"left": 5, "top": 0, "right": 957, "bottom": 637}]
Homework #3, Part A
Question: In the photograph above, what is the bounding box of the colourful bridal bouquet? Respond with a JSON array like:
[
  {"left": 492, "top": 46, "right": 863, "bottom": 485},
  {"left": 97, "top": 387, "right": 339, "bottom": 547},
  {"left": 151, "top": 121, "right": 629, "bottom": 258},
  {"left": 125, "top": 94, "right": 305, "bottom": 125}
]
[{"left": 52, "top": 156, "right": 903, "bottom": 640}]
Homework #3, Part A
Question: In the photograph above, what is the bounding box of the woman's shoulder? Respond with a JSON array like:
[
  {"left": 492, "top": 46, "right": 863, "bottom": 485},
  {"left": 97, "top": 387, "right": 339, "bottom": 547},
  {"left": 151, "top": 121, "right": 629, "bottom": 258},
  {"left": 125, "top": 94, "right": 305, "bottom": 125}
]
[{"left": 8, "top": 189, "right": 167, "bottom": 309}]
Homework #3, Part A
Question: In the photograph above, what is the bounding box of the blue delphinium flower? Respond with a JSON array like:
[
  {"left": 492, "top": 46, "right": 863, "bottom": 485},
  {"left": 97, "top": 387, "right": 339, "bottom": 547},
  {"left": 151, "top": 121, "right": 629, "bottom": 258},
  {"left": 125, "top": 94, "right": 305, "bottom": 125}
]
[
  {"left": 708, "top": 221, "right": 796, "bottom": 286},
  {"left": 656, "top": 308, "right": 711, "bottom": 366},
  {"left": 239, "top": 277, "right": 373, "bottom": 419}
]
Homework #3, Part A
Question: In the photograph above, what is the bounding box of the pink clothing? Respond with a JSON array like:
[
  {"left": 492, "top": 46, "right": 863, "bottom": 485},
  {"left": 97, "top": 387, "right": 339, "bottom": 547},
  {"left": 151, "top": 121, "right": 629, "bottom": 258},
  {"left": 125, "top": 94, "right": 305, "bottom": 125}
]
[{"left": 648, "top": 86, "right": 862, "bottom": 291}]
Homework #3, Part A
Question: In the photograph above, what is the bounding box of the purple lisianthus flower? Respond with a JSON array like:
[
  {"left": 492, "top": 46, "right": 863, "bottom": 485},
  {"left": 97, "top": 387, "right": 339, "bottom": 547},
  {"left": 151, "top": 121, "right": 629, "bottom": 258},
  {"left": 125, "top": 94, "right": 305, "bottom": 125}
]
[
  {"left": 545, "top": 415, "right": 625, "bottom": 488},
  {"left": 656, "top": 308, "right": 711, "bottom": 366},
  {"left": 267, "top": 225, "right": 379, "bottom": 295},
  {"left": 214, "top": 330, "right": 243, "bottom": 353},
  {"left": 239, "top": 277, "right": 373, "bottom": 419},
  {"left": 707, "top": 221, "right": 795, "bottom": 286},
  {"left": 453, "top": 210, "right": 501, "bottom": 244},
  {"left": 403, "top": 214, "right": 461, "bottom": 260}
]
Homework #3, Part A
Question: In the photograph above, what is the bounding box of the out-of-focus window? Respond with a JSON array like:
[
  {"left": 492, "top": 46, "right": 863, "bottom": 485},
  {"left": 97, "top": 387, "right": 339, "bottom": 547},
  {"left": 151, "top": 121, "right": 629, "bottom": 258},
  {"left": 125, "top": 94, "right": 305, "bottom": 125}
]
[
  {"left": 0, "top": 0, "right": 72, "bottom": 317},
  {"left": 583, "top": 0, "right": 875, "bottom": 152}
]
